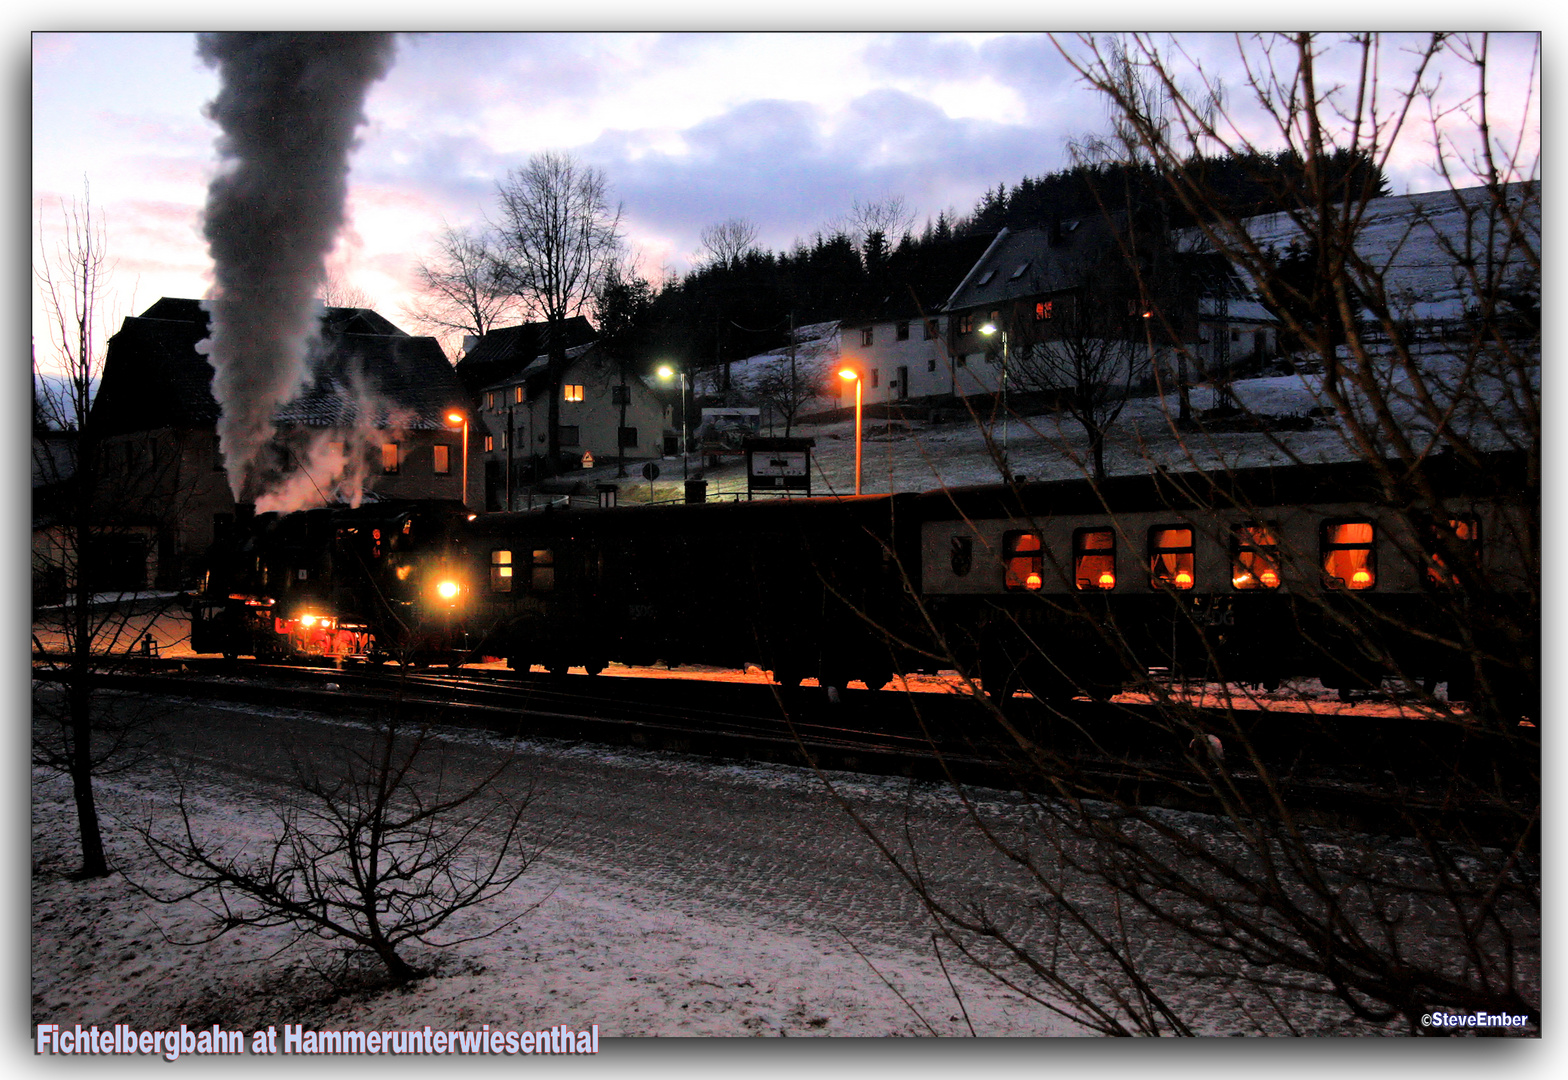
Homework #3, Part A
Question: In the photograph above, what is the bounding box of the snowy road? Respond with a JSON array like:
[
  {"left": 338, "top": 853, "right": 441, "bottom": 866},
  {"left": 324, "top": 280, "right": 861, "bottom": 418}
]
[{"left": 32, "top": 688, "right": 1427, "bottom": 1037}]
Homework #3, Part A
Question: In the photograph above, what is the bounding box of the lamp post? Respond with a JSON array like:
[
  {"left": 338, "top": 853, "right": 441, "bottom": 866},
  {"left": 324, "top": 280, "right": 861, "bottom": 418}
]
[
  {"left": 445, "top": 410, "right": 468, "bottom": 508},
  {"left": 656, "top": 364, "right": 689, "bottom": 480},
  {"left": 837, "top": 366, "right": 862, "bottom": 496},
  {"left": 978, "top": 322, "right": 1011, "bottom": 481}
]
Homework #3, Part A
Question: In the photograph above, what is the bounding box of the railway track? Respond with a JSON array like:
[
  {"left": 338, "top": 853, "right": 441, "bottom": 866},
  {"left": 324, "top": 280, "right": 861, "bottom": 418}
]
[{"left": 33, "top": 656, "right": 1538, "bottom": 846}]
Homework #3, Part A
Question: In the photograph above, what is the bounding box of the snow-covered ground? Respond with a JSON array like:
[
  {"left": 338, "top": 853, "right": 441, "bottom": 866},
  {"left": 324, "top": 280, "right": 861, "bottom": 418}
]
[{"left": 31, "top": 708, "right": 1080, "bottom": 1042}]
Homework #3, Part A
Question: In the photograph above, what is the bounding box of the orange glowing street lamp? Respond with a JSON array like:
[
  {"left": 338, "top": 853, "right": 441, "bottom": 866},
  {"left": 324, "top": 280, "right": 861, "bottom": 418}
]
[
  {"left": 445, "top": 410, "right": 469, "bottom": 509},
  {"left": 837, "top": 366, "right": 862, "bottom": 496}
]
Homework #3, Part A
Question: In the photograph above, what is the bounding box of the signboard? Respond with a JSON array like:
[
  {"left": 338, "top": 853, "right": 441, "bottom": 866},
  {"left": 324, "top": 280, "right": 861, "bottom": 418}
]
[
  {"left": 743, "top": 437, "right": 814, "bottom": 494},
  {"left": 581, "top": 450, "right": 595, "bottom": 470}
]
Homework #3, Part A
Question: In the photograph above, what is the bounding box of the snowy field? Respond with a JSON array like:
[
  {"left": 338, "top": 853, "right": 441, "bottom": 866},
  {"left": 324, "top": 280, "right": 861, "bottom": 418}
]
[{"left": 30, "top": 704, "right": 1079, "bottom": 1042}]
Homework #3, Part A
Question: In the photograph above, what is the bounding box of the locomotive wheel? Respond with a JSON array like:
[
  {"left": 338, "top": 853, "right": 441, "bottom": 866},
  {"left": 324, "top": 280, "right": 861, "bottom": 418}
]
[
  {"left": 547, "top": 661, "right": 571, "bottom": 677},
  {"left": 582, "top": 660, "right": 606, "bottom": 676},
  {"left": 506, "top": 655, "right": 527, "bottom": 673},
  {"left": 858, "top": 669, "right": 894, "bottom": 692}
]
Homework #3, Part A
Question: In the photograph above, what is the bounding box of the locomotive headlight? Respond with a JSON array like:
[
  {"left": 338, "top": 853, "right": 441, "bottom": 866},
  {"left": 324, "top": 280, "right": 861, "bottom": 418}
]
[
  {"left": 436, "top": 580, "right": 461, "bottom": 601},
  {"left": 301, "top": 614, "right": 317, "bottom": 627}
]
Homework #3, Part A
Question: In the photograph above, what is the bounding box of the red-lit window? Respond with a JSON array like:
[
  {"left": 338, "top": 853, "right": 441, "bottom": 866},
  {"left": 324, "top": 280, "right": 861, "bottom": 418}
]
[
  {"left": 1003, "top": 531, "right": 1044, "bottom": 591},
  {"left": 433, "top": 444, "right": 451, "bottom": 475},
  {"left": 1148, "top": 526, "right": 1195, "bottom": 590},
  {"left": 490, "top": 549, "right": 513, "bottom": 592},
  {"left": 484, "top": 435, "right": 494, "bottom": 453},
  {"left": 1322, "top": 520, "right": 1376, "bottom": 590},
  {"left": 514, "top": 386, "right": 524, "bottom": 404},
  {"left": 381, "top": 443, "right": 399, "bottom": 474},
  {"left": 1035, "top": 300, "right": 1053, "bottom": 321},
  {"left": 1231, "top": 523, "right": 1281, "bottom": 590},
  {"left": 1425, "top": 516, "right": 1481, "bottom": 588},
  {"left": 1075, "top": 528, "right": 1116, "bottom": 590}
]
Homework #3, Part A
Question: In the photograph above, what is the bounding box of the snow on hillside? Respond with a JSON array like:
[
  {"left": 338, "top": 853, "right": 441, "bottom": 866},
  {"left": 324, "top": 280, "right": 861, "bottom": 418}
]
[{"left": 692, "top": 321, "right": 844, "bottom": 417}]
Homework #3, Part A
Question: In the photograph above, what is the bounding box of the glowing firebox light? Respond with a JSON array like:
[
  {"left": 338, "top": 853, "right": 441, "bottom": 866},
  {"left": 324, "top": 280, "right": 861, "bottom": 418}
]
[
  {"left": 436, "top": 580, "right": 460, "bottom": 600},
  {"left": 1097, "top": 570, "right": 1116, "bottom": 589}
]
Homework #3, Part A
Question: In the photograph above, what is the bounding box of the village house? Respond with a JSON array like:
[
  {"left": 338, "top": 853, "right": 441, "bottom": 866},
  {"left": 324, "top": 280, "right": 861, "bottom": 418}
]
[
  {"left": 84, "top": 297, "right": 472, "bottom": 588},
  {"left": 465, "top": 328, "right": 670, "bottom": 511}
]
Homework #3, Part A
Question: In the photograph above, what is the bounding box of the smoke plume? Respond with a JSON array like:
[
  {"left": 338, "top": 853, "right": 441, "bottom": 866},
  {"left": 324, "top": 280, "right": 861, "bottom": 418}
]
[{"left": 195, "top": 32, "right": 396, "bottom": 501}]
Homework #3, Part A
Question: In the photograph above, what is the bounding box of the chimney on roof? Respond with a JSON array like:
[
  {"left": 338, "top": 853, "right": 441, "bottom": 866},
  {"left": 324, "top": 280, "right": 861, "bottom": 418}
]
[{"left": 462, "top": 335, "right": 481, "bottom": 356}]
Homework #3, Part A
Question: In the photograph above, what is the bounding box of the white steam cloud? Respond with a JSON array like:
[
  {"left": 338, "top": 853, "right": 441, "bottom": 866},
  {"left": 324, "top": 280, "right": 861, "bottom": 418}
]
[{"left": 195, "top": 32, "right": 397, "bottom": 502}]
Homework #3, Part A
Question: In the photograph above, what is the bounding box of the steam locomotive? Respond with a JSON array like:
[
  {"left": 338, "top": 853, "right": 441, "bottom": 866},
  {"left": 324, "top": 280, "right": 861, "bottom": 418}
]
[{"left": 190, "top": 453, "right": 1537, "bottom": 714}]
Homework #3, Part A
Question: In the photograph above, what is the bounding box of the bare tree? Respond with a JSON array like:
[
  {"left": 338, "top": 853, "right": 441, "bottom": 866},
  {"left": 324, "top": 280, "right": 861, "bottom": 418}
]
[
  {"left": 136, "top": 713, "right": 542, "bottom": 986},
  {"left": 1008, "top": 263, "right": 1154, "bottom": 482},
  {"left": 489, "top": 152, "right": 624, "bottom": 475},
  {"left": 697, "top": 216, "right": 759, "bottom": 269},
  {"left": 319, "top": 272, "right": 373, "bottom": 311},
  {"left": 826, "top": 32, "right": 1538, "bottom": 1034},
  {"left": 847, "top": 195, "right": 917, "bottom": 249},
  {"left": 32, "top": 185, "right": 124, "bottom": 879},
  {"left": 402, "top": 223, "right": 520, "bottom": 356}
]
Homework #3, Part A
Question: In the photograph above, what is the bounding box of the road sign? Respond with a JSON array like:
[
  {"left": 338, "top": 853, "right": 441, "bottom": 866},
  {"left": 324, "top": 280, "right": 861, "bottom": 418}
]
[{"left": 641, "top": 461, "right": 661, "bottom": 481}]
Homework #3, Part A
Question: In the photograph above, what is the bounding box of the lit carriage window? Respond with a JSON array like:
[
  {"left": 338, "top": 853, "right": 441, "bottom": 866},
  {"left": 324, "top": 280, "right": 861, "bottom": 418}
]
[
  {"left": 1074, "top": 528, "right": 1116, "bottom": 590},
  {"left": 1425, "top": 515, "right": 1481, "bottom": 588},
  {"left": 1231, "top": 523, "right": 1281, "bottom": 590},
  {"left": 1322, "top": 520, "right": 1376, "bottom": 590},
  {"left": 1148, "top": 526, "right": 1195, "bottom": 589},
  {"left": 1003, "top": 531, "right": 1044, "bottom": 591},
  {"left": 490, "top": 550, "right": 513, "bottom": 593},
  {"left": 530, "top": 549, "right": 554, "bottom": 592}
]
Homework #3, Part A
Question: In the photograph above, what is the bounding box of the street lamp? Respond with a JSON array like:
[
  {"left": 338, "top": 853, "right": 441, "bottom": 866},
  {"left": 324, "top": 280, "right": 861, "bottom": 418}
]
[
  {"left": 837, "top": 366, "right": 862, "bottom": 496},
  {"left": 444, "top": 410, "right": 468, "bottom": 508},
  {"left": 978, "top": 322, "right": 1011, "bottom": 481},
  {"left": 655, "top": 363, "right": 689, "bottom": 480}
]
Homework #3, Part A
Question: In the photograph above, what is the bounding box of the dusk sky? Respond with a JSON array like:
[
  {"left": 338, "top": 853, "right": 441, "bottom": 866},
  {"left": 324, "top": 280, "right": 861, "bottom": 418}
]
[{"left": 31, "top": 29, "right": 1540, "bottom": 364}]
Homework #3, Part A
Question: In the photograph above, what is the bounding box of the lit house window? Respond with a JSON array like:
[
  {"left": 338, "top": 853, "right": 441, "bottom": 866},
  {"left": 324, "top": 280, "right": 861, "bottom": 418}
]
[
  {"left": 1426, "top": 516, "right": 1481, "bottom": 588},
  {"left": 1075, "top": 528, "right": 1116, "bottom": 590},
  {"left": 1035, "top": 300, "right": 1053, "bottom": 321},
  {"left": 484, "top": 435, "right": 494, "bottom": 453},
  {"left": 564, "top": 384, "right": 584, "bottom": 402},
  {"left": 1322, "top": 520, "right": 1376, "bottom": 590},
  {"left": 514, "top": 386, "right": 524, "bottom": 404},
  {"left": 381, "top": 443, "right": 399, "bottom": 474},
  {"left": 1148, "top": 526, "right": 1195, "bottom": 589},
  {"left": 1231, "top": 524, "right": 1281, "bottom": 589},
  {"left": 959, "top": 314, "right": 975, "bottom": 334},
  {"left": 433, "top": 444, "right": 451, "bottom": 475},
  {"left": 1003, "top": 531, "right": 1044, "bottom": 591},
  {"left": 485, "top": 391, "right": 495, "bottom": 409},
  {"left": 490, "top": 550, "right": 513, "bottom": 592}
]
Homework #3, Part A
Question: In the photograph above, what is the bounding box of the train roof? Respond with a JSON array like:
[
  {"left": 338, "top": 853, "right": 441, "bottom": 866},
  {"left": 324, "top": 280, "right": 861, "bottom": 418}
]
[{"left": 911, "top": 452, "right": 1532, "bottom": 521}]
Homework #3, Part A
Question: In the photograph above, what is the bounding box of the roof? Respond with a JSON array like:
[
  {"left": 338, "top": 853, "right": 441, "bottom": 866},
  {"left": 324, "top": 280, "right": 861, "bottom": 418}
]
[
  {"left": 944, "top": 216, "right": 1121, "bottom": 313},
  {"left": 454, "top": 317, "right": 597, "bottom": 394},
  {"left": 90, "top": 298, "right": 464, "bottom": 436}
]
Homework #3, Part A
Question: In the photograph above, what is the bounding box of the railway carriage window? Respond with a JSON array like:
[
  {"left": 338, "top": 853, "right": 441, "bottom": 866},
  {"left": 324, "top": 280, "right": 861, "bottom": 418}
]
[
  {"left": 1074, "top": 528, "right": 1116, "bottom": 590},
  {"left": 1148, "top": 526, "right": 1195, "bottom": 589},
  {"left": 490, "top": 550, "right": 513, "bottom": 592},
  {"left": 1425, "top": 515, "right": 1481, "bottom": 588},
  {"left": 949, "top": 536, "right": 974, "bottom": 577},
  {"left": 1003, "top": 531, "right": 1044, "bottom": 591},
  {"left": 530, "top": 549, "right": 555, "bottom": 592},
  {"left": 1231, "top": 524, "right": 1281, "bottom": 590},
  {"left": 1322, "top": 520, "right": 1376, "bottom": 590}
]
